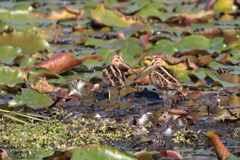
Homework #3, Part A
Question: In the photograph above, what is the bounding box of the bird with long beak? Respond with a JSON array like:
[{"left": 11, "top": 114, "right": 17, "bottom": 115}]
[
  {"left": 134, "top": 58, "right": 183, "bottom": 105},
  {"left": 102, "top": 55, "right": 137, "bottom": 101}
]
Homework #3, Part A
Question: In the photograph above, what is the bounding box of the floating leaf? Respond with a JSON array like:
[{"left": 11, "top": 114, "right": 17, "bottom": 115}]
[
  {"left": 0, "top": 46, "right": 22, "bottom": 64},
  {"left": 175, "top": 35, "right": 211, "bottom": 52},
  {"left": 27, "top": 150, "right": 54, "bottom": 160},
  {"left": 150, "top": 40, "right": 177, "bottom": 55},
  {"left": 205, "top": 70, "right": 239, "bottom": 87},
  {"left": 0, "top": 66, "right": 25, "bottom": 86},
  {"left": 0, "top": 31, "right": 51, "bottom": 53},
  {"left": 8, "top": 88, "right": 54, "bottom": 109},
  {"left": 71, "top": 145, "right": 137, "bottom": 160},
  {"left": 137, "top": 1, "right": 167, "bottom": 19},
  {"left": 89, "top": 2, "right": 143, "bottom": 28}
]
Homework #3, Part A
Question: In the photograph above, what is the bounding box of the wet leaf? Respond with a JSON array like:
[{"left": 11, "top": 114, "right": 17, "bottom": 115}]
[
  {"left": 68, "top": 79, "right": 88, "bottom": 99},
  {"left": 71, "top": 145, "right": 137, "bottom": 160},
  {"left": 0, "top": 31, "right": 51, "bottom": 53},
  {"left": 8, "top": 88, "right": 54, "bottom": 109},
  {"left": 89, "top": 2, "right": 143, "bottom": 28}
]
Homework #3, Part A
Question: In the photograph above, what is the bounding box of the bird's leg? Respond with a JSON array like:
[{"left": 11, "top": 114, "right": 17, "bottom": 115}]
[
  {"left": 108, "top": 90, "right": 111, "bottom": 108},
  {"left": 116, "top": 89, "right": 121, "bottom": 108},
  {"left": 117, "top": 89, "right": 121, "bottom": 102}
]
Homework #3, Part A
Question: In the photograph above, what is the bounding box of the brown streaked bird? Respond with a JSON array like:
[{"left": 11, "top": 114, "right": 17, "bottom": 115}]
[
  {"left": 102, "top": 55, "right": 136, "bottom": 100},
  {"left": 134, "top": 58, "right": 183, "bottom": 92}
]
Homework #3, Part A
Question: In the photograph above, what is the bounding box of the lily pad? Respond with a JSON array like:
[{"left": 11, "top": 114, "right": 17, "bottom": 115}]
[
  {"left": 89, "top": 2, "right": 143, "bottom": 28},
  {"left": 71, "top": 145, "right": 137, "bottom": 160},
  {"left": 27, "top": 150, "right": 54, "bottom": 160},
  {"left": 137, "top": 1, "right": 167, "bottom": 20},
  {"left": 0, "top": 66, "right": 25, "bottom": 85},
  {"left": 0, "top": 31, "right": 51, "bottom": 53},
  {"left": 8, "top": 88, "right": 54, "bottom": 109},
  {"left": 175, "top": 35, "right": 211, "bottom": 52},
  {"left": 0, "top": 45, "right": 22, "bottom": 64}
]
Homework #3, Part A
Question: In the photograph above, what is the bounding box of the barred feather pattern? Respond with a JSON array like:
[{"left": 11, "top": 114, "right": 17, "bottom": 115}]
[
  {"left": 102, "top": 64, "right": 126, "bottom": 90},
  {"left": 149, "top": 66, "right": 182, "bottom": 91}
]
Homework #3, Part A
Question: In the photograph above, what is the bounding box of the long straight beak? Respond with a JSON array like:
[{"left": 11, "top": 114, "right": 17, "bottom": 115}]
[
  {"left": 133, "top": 64, "right": 153, "bottom": 81},
  {"left": 120, "top": 60, "right": 138, "bottom": 75}
]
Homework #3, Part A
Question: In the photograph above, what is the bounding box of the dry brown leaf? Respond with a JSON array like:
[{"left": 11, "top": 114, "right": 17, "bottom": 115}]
[
  {"left": 24, "top": 52, "right": 103, "bottom": 74},
  {"left": 0, "top": 148, "right": 8, "bottom": 159},
  {"left": 64, "top": 5, "right": 85, "bottom": 20},
  {"left": 206, "top": 131, "right": 230, "bottom": 159},
  {"left": 167, "top": 109, "right": 188, "bottom": 115},
  {"left": 165, "top": 11, "right": 215, "bottom": 26},
  {"left": 30, "top": 77, "right": 61, "bottom": 94}
]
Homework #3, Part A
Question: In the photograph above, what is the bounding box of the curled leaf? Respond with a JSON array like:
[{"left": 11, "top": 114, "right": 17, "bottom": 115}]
[
  {"left": 30, "top": 77, "right": 61, "bottom": 94},
  {"left": 206, "top": 131, "right": 230, "bottom": 159},
  {"left": 24, "top": 52, "right": 103, "bottom": 74},
  {"left": 89, "top": 2, "right": 143, "bottom": 28}
]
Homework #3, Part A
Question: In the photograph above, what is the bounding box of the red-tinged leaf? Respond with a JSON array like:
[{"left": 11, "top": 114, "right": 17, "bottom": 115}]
[
  {"left": 134, "top": 150, "right": 153, "bottom": 160},
  {"left": 159, "top": 150, "right": 182, "bottom": 159},
  {"left": 132, "top": 76, "right": 151, "bottom": 86},
  {"left": 24, "top": 53, "right": 103, "bottom": 74},
  {"left": 206, "top": 131, "right": 230, "bottom": 159},
  {"left": 0, "top": 148, "right": 8, "bottom": 159},
  {"left": 141, "top": 31, "right": 152, "bottom": 45}
]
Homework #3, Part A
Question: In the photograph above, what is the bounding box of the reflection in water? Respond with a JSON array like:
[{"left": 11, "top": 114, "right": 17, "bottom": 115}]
[{"left": 220, "top": 94, "right": 240, "bottom": 107}]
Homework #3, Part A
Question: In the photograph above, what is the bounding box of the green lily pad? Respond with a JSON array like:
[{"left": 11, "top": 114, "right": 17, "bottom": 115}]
[
  {"left": 27, "top": 150, "right": 54, "bottom": 160},
  {"left": 176, "top": 35, "right": 211, "bottom": 52},
  {"left": 0, "top": 66, "right": 25, "bottom": 85},
  {"left": 90, "top": 2, "right": 142, "bottom": 28},
  {"left": 71, "top": 145, "right": 137, "bottom": 160},
  {"left": 0, "top": 45, "right": 23, "bottom": 64},
  {"left": 150, "top": 39, "right": 177, "bottom": 55},
  {"left": 0, "top": 31, "right": 51, "bottom": 53},
  {"left": 8, "top": 88, "right": 54, "bottom": 109},
  {"left": 137, "top": 1, "right": 167, "bottom": 20},
  {"left": 19, "top": 56, "right": 37, "bottom": 69}
]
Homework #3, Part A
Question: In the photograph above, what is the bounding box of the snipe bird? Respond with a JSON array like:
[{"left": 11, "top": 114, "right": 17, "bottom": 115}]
[
  {"left": 102, "top": 55, "right": 136, "bottom": 101},
  {"left": 134, "top": 58, "right": 183, "bottom": 105}
]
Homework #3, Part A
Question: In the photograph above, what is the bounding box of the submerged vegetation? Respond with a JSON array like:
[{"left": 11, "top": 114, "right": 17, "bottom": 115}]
[{"left": 0, "top": 0, "right": 239, "bottom": 159}]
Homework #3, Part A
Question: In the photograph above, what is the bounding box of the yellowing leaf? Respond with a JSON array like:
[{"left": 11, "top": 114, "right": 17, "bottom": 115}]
[
  {"left": 89, "top": 2, "right": 143, "bottom": 28},
  {"left": 49, "top": 9, "right": 76, "bottom": 20}
]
